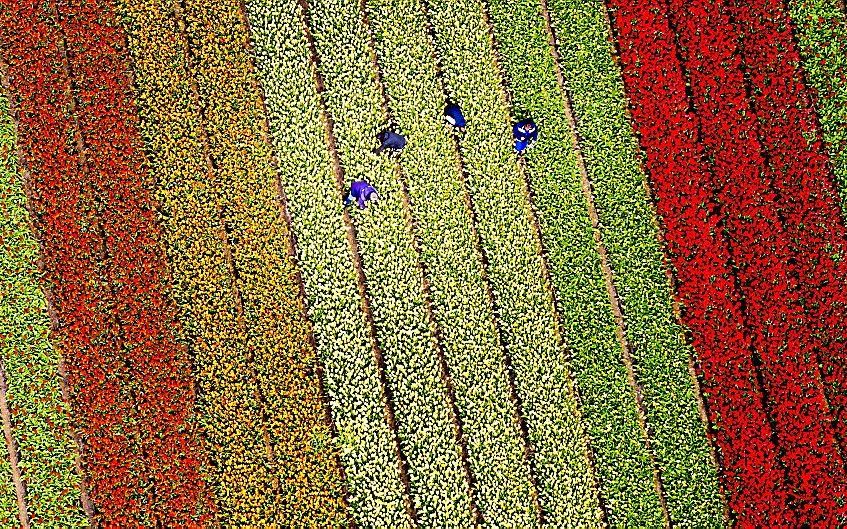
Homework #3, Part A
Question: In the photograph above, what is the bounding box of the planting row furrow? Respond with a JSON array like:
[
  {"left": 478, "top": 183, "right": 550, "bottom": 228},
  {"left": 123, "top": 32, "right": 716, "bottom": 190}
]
[
  {"left": 662, "top": 0, "right": 847, "bottom": 522},
  {"left": 422, "top": 0, "right": 602, "bottom": 524},
  {"left": 786, "top": 0, "right": 847, "bottom": 207},
  {"left": 243, "top": 0, "right": 411, "bottom": 524},
  {"left": 362, "top": 0, "right": 539, "bottom": 522},
  {"left": 0, "top": 367, "right": 22, "bottom": 529},
  {"left": 0, "top": 90, "right": 87, "bottom": 527},
  {"left": 48, "top": 0, "right": 213, "bottom": 521},
  {"left": 727, "top": 0, "right": 847, "bottom": 466},
  {"left": 0, "top": 2, "right": 164, "bottom": 524},
  {"left": 605, "top": 1, "right": 793, "bottom": 523},
  {"left": 543, "top": 1, "right": 727, "bottom": 524},
  {"left": 300, "top": 0, "right": 476, "bottom": 522},
  {"left": 172, "top": 0, "right": 349, "bottom": 523},
  {"left": 483, "top": 0, "right": 669, "bottom": 524},
  {"left": 114, "top": 0, "right": 286, "bottom": 519}
]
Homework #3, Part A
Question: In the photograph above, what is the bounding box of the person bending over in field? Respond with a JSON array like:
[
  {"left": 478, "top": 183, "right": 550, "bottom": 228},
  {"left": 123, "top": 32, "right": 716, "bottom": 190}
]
[
  {"left": 513, "top": 118, "right": 538, "bottom": 153},
  {"left": 344, "top": 179, "right": 380, "bottom": 209},
  {"left": 374, "top": 126, "right": 407, "bottom": 157},
  {"left": 444, "top": 102, "right": 466, "bottom": 133}
]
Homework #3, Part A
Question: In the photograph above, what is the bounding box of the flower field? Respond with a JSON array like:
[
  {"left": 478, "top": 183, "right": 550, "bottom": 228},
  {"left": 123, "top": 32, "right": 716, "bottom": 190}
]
[{"left": 0, "top": 0, "right": 846, "bottom": 526}]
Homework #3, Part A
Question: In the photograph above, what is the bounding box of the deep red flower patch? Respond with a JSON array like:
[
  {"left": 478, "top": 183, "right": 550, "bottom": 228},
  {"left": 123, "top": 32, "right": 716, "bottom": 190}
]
[
  {"left": 0, "top": 1, "right": 146, "bottom": 524},
  {"left": 53, "top": 0, "right": 210, "bottom": 522},
  {"left": 605, "top": 0, "right": 791, "bottom": 524},
  {"left": 661, "top": 0, "right": 847, "bottom": 522},
  {"left": 725, "top": 0, "right": 847, "bottom": 471},
  {"left": 0, "top": 0, "right": 209, "bottom": 525}
]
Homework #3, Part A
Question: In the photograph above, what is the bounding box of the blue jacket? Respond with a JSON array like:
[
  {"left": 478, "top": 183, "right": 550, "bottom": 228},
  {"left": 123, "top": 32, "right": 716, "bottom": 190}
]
[
  {"left": 375, "top": 130, "right": 407, "bottom": 153},
  {"left": 350, "top": 180, "right": 378, "bottom": 209},
  {"left": 445, "top": 103, "right": 466, "bottom": 127},
  {"left": 513, "top": 119, "right": 538, "bottom": 143}
]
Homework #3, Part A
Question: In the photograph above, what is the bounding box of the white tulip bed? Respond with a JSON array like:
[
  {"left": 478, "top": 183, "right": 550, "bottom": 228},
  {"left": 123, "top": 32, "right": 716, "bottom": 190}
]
[
  {"left": 248, "top": 0, "right": 482, "bottom": 525},
  {"left": 244, "top": 0, "right": 411, "bottom": 525},
  {"left": 362, "top": 0, "right": 541, "bottom": 524}
]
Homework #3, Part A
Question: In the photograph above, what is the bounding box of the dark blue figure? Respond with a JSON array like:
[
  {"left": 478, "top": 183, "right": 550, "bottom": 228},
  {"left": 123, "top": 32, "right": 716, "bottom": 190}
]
[
  {"left": 374, "top": 129, "right": 407, "bottom": 156},
  {"left": 444, "top": 103, "right": 466, "bottom": 130},
  {"left": 513, "top": 119, "right": 538, "bottom": 153},
  {"left": 344, "top": 180, "right": 380, "bottom": 209}
]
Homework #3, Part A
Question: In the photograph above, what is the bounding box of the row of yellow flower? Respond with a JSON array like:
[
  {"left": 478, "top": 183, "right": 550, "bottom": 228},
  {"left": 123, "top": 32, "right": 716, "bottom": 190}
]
[
  {"left": 114, "top": 0, "right": 346, "bottom": 524},
  {"left": 422, "top": 0, "right": 603, "bottom": 524}
]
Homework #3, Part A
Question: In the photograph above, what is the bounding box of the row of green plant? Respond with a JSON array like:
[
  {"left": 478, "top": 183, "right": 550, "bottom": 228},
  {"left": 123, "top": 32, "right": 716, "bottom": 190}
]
[
  {"left": 0, "top": 92, "right": 87, "bottom": 528},
  {"left": 290, "top": 0, "right": 477, "bottom": 524},
  {"left": 422, "top": 0, "right": 602, "bottom": 523},
  {"left": 787, "top": 0, "right": 847, "bottom": 208},
  {"left": 544, "top": 0, "right": 725, "bottom": 524},
  {"left": 363, "top": 0, "right": 539, "bottom": 523},
  {"left": 482, "top": 0, "right": 666, "bottom": 525},
  {"left": 243, "top": 0, "right": 411, "bottom": 525}
]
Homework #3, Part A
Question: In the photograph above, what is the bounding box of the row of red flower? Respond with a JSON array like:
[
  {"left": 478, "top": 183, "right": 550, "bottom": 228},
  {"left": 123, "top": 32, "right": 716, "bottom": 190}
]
[
  {"left": 606, "top": 1, "right": 789, "bottom": 524},
  {"left": 726, "top": 0, "right": 847, "bottom": 461},
  {"left": 665, "top": 0, "right": 847, "bottom": 522},
  {"left": 0, "top": 0, "right": 209, "bottom": 525},
  {"left": 607, "top": 0, "right": 847, "bottom": 524}
]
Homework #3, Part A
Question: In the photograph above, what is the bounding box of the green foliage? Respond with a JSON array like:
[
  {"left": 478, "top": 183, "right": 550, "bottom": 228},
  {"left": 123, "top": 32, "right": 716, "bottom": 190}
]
[
  {"left": 545, "top": 0, "right": 725, "bottom": 525},
  {"left": 0, "top": 92, "right": 88, "bottom": 527},
  {"left": 787, "top": 0, "right": 847, "bottom": 208},
  {"left": 424, "top": 0, "right": 603, "bottom": 524},
  {"left": 483, "top": 0, "right": 667, "bottom": 524}
]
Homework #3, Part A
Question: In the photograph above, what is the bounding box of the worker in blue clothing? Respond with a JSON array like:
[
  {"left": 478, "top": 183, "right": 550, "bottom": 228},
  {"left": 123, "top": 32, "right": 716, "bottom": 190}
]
[
  {"left": 444, "top": 102, "right": 466, "bottom": 132},
  {"left": 513, "top": 118, "right": 538, "bottom": 153},
  {"left": 343, "top": 179, "right": 380, "bottom": 209},
  {"left": 374, "top": 127, "right": 407, "bottom": 157}
]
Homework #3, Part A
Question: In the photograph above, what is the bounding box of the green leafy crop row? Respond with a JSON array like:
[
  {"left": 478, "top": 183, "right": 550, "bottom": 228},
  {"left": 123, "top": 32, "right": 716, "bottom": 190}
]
[
  {"left": 0, "top": 88, "right": 87, "bottom": 528},
  {"left": 291, "top": 0, "right": 478, "bottom": 524},
  {"left": 244, "top": 0, "right": 411, "bottom": 525},
  {"left": 482, "top": 0, "right": 666, "bottom": 524},
  {"left": 787, "top": 0, "right": 847, "bottom": 208},
  {"left": 422, "top": 0, "right": 602, "bottom": 524},
  {"left": 545, "top": 0, "right": 725, "bottom": 525}
]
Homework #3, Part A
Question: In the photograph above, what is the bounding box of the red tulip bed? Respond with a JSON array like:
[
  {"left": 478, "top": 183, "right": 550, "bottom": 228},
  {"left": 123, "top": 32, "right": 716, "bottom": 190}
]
[{"left": 1, "top": 0, "right": 846, "bottom": 526}]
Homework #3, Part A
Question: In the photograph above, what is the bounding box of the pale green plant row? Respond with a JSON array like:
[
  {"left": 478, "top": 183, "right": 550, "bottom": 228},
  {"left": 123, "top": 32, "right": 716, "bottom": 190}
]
[
  {"left": 546, "top": 0, "right": 725, "bottom": 525},
  {"left": 244, "top": 0, "right": 411, "bottom": 525},
  {"left": 0, "top": 92, "right": 88, "bottom": 527},
  {"left": 165, "top": 0, "right": 347, "bottom": 523},
  {"left": 298, "top": 0, "right": 475, "bottom": 524},
  {"left": 423, "top": 0, "right": 602, "bottom": 524},
  {"left": 364, "top": 0, "right": 539, "bottom": 523},
  {"left": 482, "top": 0, "right": 666, "bottom": 524},
  {"left": 115, "top": 0, "right": 287, "bottom": 520},
  {"left": 787, "top": 0, "right": 847, "bottom": 208}
]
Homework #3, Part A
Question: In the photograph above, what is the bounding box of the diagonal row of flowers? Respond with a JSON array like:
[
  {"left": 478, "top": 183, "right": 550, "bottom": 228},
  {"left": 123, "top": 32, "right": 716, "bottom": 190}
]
[
  {"left": 0, "top": 0, "right": 209, "bottom": 524},
  {"left": 608, "top": 0, "right": 847, "bottom": 523}
]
